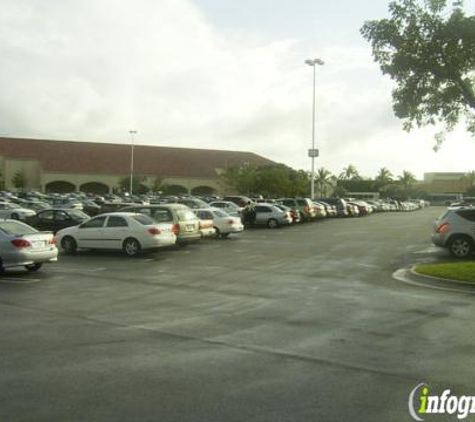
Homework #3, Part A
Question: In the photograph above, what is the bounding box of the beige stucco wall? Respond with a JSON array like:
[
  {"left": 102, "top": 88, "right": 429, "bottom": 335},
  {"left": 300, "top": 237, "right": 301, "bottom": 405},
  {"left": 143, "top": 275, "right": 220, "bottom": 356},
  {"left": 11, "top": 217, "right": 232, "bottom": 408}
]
[
  {"left": 0, "top": 154, "right": 223, "bottom": 194},
  {"left": 3, "top": 158, "right": 42, "bottom": 190}
]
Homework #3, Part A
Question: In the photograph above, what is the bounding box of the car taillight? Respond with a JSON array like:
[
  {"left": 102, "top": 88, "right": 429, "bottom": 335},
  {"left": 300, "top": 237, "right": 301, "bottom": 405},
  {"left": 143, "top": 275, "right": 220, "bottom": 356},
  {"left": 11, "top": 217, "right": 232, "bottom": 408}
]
[
  {"left": 227, "top": 219, "right": 234, "bottom": 225},
  {"left": 148, "top": 227, "right": 161, "bottom": 235},
  {"left": 49, "top": 237, "right": 55, "bottom": 245},
  {"left": 172, "top": 224, "right": 180, "bottom": 234},
  {"left": 436, "top": 222, "right": 450, "bottom": 234},
  {"left": 11, "top": 239, "right": 31, "bottom": 248}
]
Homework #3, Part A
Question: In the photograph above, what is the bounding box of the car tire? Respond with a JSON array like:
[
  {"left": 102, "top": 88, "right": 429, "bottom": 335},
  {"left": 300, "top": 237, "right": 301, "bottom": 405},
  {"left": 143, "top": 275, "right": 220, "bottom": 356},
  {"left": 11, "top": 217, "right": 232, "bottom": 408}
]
[
  {"left": 61, "top": 236, "right": 78, "bottom": 254},
  {"left": 213, "top": 227, "right": 221, "bottom": 239},
  {"left": 11, "top": 213, "right": 19, "bottom": 220},
  {"left": 267, "top": 218, "right": 279, "bottom": 229},
  {"left": 123, "top": 237, "right": 141, "bottom": 257},
  {"left": 448, "top": 235, "right": 474, "bottom": 258},
  {"left": 25, "top": 263, "right": 43, "bottom": 272}
]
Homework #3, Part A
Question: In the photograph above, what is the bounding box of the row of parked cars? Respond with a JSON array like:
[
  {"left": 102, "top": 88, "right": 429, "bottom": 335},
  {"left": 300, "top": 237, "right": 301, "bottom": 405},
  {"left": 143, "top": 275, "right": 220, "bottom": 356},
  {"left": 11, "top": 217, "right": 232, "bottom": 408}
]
[{"left": 0, "top": 191, "right": 429, "bottom": 272}]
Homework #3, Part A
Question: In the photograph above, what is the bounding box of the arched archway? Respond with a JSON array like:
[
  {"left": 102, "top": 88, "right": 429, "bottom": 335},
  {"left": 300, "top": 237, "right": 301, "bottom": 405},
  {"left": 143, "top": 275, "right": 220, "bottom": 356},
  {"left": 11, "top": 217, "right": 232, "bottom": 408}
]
[
  {"left": 191, "top": 186, "right": 215, "bottom": 196},
  {"left": 45, "top": 181, "right": 76, "bottom": 193},
  {"left": 162, "top": 184, "right": 188, "bottom": 196},
  {"left": 80, "top": 182, "right": 109, "bottom": 195}
]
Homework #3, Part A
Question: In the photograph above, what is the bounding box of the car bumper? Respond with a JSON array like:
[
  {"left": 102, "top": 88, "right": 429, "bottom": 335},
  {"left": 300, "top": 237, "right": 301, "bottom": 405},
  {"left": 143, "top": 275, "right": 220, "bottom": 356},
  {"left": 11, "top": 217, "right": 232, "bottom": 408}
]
[
  {"left": 220, "top": 224, "right": 244, "bottom": 234},
  {"left": 431, "top": 233, "right": 447, "bottom": 248},
  {"left": 2, "top": 248, "right": 58, "bottom": 268}
]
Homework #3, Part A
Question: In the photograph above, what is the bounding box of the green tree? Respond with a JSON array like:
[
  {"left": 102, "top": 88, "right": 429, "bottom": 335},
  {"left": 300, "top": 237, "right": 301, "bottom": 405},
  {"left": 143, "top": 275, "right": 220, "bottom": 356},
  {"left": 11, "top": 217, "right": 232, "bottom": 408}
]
[
  {"left": 361, "top": 0, "right": 475, "bottom": 146},
  {"left": 374, "top": 167, "right": 394, "bottom": 194},
  {"left": 118, "top": 175, "right": 148, "bottom": 194},
  {"left": 398, "top": 170, "right": 418, "bottom": 199},
  {"left": 152, "top": 175, "right": 164, "bottom": 193},
  {"left": 219, "top": 164, "right": 308, "bottom": 198},
  {"left": 339, "top": 164, "right": 361, "bottom": 181},
  {"left": 12, "top": 170, "right": 26, "bottom": 191},
  {"left": 461, "top": 170, "right": 475, "bottom": 195},
  {"left": 314, "top": 167, "right": 334, "bottom": 197}
]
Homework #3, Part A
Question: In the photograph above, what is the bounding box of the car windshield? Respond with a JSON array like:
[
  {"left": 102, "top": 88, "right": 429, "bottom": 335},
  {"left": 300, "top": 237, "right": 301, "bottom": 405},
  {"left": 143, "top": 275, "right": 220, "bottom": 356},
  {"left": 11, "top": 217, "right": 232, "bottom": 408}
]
[
  {"left": 213, "top": 210, "right": 228, "bottom": 218},
  {"left": 0, "top": 221, "right": 37, "bottom": 236},
  {"left": 69, "top": 210, "right": 89, "bottom": 219}
]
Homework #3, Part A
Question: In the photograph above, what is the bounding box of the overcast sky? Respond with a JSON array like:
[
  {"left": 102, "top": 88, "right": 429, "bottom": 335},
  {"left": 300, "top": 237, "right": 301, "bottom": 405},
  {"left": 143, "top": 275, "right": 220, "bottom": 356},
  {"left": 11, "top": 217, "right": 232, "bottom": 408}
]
[{"left": 1, "top": 0, "right": 475, "bottom": 180}]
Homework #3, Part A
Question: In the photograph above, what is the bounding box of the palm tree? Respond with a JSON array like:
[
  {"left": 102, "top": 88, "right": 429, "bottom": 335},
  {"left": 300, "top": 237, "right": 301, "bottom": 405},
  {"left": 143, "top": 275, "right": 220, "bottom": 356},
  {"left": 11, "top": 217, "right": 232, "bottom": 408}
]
[
  {"left": 398, "top": 170, "right": 417, "bottom": 190},
  {"left": 374, "top": 167, "right": 394, "bottom": 194},
  {"left": 339, "top": 164, "right": 360, "bottom": 181},
  {"left": 314, "top": 168, "right": 334, "bottom": 197}
]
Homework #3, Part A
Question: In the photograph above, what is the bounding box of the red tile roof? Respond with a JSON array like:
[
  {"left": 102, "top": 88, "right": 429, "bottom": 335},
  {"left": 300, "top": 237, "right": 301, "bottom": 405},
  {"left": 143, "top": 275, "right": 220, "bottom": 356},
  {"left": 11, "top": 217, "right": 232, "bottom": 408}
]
[{"left": 0, "top": 137, "right": 275, "bottom": 177}]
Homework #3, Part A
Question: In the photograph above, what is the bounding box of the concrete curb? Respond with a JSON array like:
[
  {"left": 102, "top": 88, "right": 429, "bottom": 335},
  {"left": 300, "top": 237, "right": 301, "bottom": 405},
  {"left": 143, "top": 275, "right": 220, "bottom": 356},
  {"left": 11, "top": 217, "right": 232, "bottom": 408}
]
[{"left": 393, "top": 267, "right": 475, "bottom": 295}]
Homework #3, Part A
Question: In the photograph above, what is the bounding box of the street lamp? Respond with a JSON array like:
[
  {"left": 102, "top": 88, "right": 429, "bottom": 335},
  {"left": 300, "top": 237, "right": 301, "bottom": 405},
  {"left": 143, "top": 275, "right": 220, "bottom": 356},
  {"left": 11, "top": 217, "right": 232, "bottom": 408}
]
[
  {"left": 129, "top": 130, "right": 137, "bottom": 196},
  {"left": 305, "top": 57, "right": 324, "bottom": 199}
]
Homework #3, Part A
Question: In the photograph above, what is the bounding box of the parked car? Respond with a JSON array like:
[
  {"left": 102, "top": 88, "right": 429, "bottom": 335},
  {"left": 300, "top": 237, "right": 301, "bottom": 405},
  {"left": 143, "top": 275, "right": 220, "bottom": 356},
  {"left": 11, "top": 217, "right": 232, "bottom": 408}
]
[
  {"left": 193, "top": 208, "right": 244, "bottom": 238},
  {"left": 119, "top": 204, "right": 201, "bottom": 246},
  {"left": 191, "top": 210, "right": 216, "bottom": 238},
  {"left": 274, "top": 204, "right": 301, "bottom": 224},
  {"left": 209, "top": 201, "right": 243, "bottom": 217},
  {"left": 0, "top": 201, "right": 36, "bottom": 220},
  {"left": 26, "top": 209, "right": 90, "bottom": 234},
  {"left": 0, "top": 219, "right": 58, "bottom": 271},
  {"left": 223, "top": 195, "right": 254, "bottom": 208},
  {"left": 252, "top": 203, "right": 293, "bottom": 228},
  {"left": 56, "top": 212, "right": 176, "bottom": 256},
  {"left": 318, "top": 198, "right": 349, "bottom": 217},
  {"left": 432, "top": 207, "right": 475, "bottom": 258},
  {"left": 279, "top": 198, "right": 316, "bottom": 222},
  {"left": 177, "top": 197, "right": 211, "bottom": 209}
]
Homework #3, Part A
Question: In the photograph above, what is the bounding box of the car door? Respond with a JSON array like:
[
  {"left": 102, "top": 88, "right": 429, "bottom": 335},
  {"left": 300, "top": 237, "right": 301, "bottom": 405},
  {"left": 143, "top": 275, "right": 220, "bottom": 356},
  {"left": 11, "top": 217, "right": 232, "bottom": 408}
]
[
  {"left": 102, "top": 216, "right": 130, "bottom": 250},
  {"left": 76, "top": 216, "right": 107, "bottom": 248},
  {"left": 255, "top": 205, "right": 272, "bottom": 225},
  {"left": 35, "top": 210, "right": 55, "bottom": 231},
  {"left": 54, "top": 210, "right": 74, "bottom": 232}
]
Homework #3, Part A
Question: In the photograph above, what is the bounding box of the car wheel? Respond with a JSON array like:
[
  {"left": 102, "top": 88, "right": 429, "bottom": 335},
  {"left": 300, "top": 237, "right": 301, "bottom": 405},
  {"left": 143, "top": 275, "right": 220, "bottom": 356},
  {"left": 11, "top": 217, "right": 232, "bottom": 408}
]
[
  {"left": 11, "top": 213, "right": 19, "bottom": 220},
  {"left": 123, "top": 238, "right": 141, "bottom": 257},
  {"left": 267, "top": 218, "right": 279, "bottom": 229},
  {"left": 448, "top": 236, "right": 474, "bottom": 258},
  {"left": 25, "top": 263, "right": 43, "bottom": 272},
  {"left": 61, "top": 236, "right": 77, "bottom": 254},
  {"left": 213, "top": 227, "right": 221, "bottom": 239}
]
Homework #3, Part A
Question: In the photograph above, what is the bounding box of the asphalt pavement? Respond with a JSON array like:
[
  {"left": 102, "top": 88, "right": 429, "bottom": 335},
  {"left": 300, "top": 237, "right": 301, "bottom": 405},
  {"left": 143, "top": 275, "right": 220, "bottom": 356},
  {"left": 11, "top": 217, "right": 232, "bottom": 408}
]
[{"left": 1, "top": 206, "right": 473, "bottom": 422}]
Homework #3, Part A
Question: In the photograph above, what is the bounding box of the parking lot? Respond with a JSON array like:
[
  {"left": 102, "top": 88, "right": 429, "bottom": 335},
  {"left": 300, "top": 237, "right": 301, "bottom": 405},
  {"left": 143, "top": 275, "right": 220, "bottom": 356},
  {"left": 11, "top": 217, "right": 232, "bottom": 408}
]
[{"left": 1, "top": 206, "right": 474, "bottom": 422}]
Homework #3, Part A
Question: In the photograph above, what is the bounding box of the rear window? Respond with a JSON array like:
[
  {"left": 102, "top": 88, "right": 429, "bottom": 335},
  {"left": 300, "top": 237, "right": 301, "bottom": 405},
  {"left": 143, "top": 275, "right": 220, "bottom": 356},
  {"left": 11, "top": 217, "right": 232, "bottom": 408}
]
[
  {"left": 213, "top": 210, "right": 228, "bottom": 218},
  {"left": 456, "top": 209, "right": 475, "bottom": 221},
  {"left": 132, "top": 215, "right": 156, "bottom": 225},
  {"left": 177, "top": 209, "right": 198, "bottom": 221},
  {"left": 0, "top": 221, "right": 37, "bottom": 236}
]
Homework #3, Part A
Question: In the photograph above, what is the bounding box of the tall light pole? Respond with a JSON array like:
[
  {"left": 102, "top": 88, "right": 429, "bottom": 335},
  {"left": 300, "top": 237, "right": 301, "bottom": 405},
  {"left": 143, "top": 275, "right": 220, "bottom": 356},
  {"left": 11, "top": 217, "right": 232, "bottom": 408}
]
[
  {"left": 305, "top": 58, "right": 324, "bottom": 199},
  {"left": 129, "top": 130, "right": 137, "bottom": 196}
]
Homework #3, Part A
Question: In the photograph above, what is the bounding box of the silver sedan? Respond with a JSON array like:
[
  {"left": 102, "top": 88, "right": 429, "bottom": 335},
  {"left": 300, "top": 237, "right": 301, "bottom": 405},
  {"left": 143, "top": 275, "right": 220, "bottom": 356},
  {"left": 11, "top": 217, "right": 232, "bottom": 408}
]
[{"left": 0, "top": 219, "right": 58, "bottom": 272}]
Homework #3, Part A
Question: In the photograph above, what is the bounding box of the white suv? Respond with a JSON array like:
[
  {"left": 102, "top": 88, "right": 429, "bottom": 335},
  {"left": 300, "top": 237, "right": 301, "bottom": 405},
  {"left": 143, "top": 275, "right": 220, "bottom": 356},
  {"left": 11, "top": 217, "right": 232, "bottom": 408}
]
[{"left": 432, "top": 207, "right": 475, "bottom": 258}]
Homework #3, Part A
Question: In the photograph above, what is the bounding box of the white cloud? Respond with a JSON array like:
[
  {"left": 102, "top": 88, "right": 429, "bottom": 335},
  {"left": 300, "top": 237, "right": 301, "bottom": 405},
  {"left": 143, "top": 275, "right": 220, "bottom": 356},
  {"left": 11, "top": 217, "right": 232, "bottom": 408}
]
[{"left": 0, "top": 0, "right": 473, "bottom": 180}]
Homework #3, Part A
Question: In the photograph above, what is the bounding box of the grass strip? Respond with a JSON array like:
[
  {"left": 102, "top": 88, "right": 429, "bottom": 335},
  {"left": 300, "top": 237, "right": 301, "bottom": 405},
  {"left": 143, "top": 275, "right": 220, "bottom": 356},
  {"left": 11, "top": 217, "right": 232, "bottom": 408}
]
[{"left": 414, "top": 262, "right": 475, "bottom": 283}]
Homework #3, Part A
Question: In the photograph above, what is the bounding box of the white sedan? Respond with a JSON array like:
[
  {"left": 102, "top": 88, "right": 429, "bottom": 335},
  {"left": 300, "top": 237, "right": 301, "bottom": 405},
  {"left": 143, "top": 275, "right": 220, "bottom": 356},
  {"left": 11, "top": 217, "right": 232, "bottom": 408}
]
[
  {"left": 194, "top": 208, "right": 244, "bottom": 238},
  {"left": 0, "top": 201, "right": 36, "bottom": 220},
  {"left": 55, "top": 212, "right": 176, "bottom": 256}
]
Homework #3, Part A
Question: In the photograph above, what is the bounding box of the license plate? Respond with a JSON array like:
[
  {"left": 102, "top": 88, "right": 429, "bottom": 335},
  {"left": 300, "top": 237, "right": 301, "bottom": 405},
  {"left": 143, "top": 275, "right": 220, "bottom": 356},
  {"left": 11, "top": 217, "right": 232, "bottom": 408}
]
[
  {"left": 186, "top": 224, "right": 195, "bottom": 231},
  {"left": 32, "top": 240, "right": 46, "bottom": 248}
]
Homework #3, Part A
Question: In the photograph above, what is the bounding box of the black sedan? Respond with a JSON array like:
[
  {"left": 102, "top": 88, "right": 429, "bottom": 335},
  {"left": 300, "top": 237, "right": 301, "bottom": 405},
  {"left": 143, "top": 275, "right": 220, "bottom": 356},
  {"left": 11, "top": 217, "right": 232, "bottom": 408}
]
[{"left": 26, "top": 209, "right": 90, "bottom": 233}]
